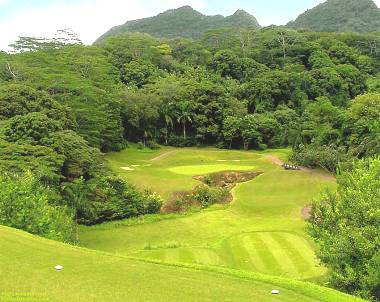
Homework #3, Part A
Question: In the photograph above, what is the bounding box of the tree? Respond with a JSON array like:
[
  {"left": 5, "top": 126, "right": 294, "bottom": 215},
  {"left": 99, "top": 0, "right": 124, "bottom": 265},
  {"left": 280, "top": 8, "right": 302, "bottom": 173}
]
[
  {"left": 0, "top": 84, "right": 75, "bottom": 129},
  {"left": 4, "top": 112, "right": 63, "bottom": 145},
  {"left": 61, "top": 177, "right": 93, "bottom": 241},
  {"left": 308, "top": 158, "right": 380, "bottom": 300},
  {"left": 42, "top": 130, "right": 105, "bottom": 180},
  {"left": 345, "top": 93, "right": 380, "bottom": 157},
  {"left": 176, "top": 101, "right": 193, "bottom": 140},
  {"left": 121, "top": 59, "right": 158, "bottom": 87},
  {"left": 240, "top": 115, "right": 262, "bottom": 150},
  {"left": 160, "top": 102, "right": 174, "bottom": 145},
  {"left": 209, "top": 50, "right": 240, "bottom": 79},
  {"left": 222, "top": 116, "right": 241, "bottom": 149},
  {"left": 304, "top": 67, "right": 349, "bottom": 107},
  {"left": 0, "top": 140, "right": 64, "bottom": 184},
  {"left": 308, "top": 50, "right": 335, "bottom": 69}
]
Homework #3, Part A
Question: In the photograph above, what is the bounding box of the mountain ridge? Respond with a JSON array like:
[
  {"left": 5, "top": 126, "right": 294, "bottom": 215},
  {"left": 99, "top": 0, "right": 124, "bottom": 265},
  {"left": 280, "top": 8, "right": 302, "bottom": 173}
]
[
  {"left": 96, "top": 6, "right": 261, "bottom": 43},
  {"left": 287, "top": 0, "right": 380, "bottom": 33}
]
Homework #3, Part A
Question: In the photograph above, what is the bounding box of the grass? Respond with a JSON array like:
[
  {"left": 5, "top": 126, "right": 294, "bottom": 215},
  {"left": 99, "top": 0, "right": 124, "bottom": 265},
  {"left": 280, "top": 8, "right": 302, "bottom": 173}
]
[
  {"left": 80, "top": 146, "right": 336, "bottom": 281},
  {"left": 0, "top": 226, "right": 366, "bottom": 302}
]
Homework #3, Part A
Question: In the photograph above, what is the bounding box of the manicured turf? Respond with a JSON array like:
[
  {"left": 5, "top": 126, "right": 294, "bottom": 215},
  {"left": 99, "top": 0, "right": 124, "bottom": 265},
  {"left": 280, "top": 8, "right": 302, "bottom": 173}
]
[
  {"left": 0, "top": 226, "right": 366, "bottom": 302},
  {"left": 80, "top": 146, "right": 336, "bottom": 281}
]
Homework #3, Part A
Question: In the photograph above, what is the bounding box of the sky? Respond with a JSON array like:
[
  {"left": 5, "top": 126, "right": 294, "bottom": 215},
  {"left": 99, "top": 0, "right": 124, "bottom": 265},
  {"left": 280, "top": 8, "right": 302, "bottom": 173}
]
[{"left": 0, "top": 0, "right": 379, "bottom": 51}]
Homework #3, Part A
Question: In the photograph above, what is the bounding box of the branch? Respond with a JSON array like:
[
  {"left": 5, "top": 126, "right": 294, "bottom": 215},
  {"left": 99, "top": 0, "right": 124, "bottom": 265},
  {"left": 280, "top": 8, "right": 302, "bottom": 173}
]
[{"left": 6, "top": 62, "right": 17, "bottom": 81}]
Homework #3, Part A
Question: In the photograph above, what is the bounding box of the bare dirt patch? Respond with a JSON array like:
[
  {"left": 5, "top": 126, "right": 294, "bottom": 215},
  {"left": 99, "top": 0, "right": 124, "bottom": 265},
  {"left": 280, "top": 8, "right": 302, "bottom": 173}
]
[
  {"left": 264, "top": 155, "right": 284, "bottom": 166},
  {"left": 162, "top": 170, "right": 262, "bottom": 214},
  {"left": 265, "top": 155, "right": 335, "bottom": 181},
  {"left": 302, "top": 206, "right": 312, "bottom": 220},
  {"left": 151, "top": 150, "right": 176, "bottom": 161},
  {"left": 194, "top": 170, "right": 263, "bottom": 190}
]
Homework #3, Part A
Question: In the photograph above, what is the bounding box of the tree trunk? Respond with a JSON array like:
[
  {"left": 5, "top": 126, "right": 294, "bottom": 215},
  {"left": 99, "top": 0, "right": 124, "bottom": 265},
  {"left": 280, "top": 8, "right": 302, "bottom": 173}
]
[
  {"left": 183, "top": 122, "right": 186, "bottom": 140},
  {"left": 75, "top": 216, "right": 79, "bottom": 242}
]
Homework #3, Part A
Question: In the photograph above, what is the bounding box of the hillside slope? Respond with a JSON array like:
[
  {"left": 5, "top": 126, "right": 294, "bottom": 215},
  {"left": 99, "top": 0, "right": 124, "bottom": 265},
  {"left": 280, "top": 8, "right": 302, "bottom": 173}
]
[
  {"left": 0, "top": 226, "right": 367, "bottom": 302},
  {"left": 96, "top": 6, "right": 260, "bottom": 43},
  {"left": 287, "top": 0, "right": 380, "bottom": 33}
]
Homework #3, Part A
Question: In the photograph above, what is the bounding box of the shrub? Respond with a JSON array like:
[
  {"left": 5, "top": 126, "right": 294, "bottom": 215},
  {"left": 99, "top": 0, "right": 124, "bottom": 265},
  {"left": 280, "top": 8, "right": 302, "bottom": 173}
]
[
  {"left": 290, "top": 144, "right": 350, "bottom": 172},
  {"left": 168, "top": 135, "right": 196, "bottom": 147},
  {"left": 136, "top": 142, "right": 145, "bottom": 149},
  {"left": 146, "top": 140, "right": 160, "bottom": 150},
  {"left": 308, "top": 158, "right": 380, "bottom": 300},
  {"left": 0, "top": 172, "right": 74, "bottom": 242},
  {"left": 69, "top": 176, "right": 163, "bottom": 224},
  {"left": 192, "top": 185, "right": 230, "bottom": 208}
]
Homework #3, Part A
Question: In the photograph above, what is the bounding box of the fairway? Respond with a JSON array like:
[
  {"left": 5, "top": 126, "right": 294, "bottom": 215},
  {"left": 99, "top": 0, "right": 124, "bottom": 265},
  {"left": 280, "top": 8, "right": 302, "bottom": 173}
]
[
  {"left": 0, "top": 226, "right": 366, "bottom": 302},
  {"left": 80, "top": 147, "right": 336, "bottom": 281}
]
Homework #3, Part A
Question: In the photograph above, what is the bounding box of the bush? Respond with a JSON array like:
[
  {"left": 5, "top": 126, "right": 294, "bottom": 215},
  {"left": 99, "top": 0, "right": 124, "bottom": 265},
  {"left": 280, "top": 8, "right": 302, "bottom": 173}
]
[
  {"left": 136, "top": 142, "right": 145, "bottom": 149},
  {"left": 164, "top": 185, "right": 230, "bottom": 213},
  {"left": 70, "top": 176, "right": 163, "bottom": 224},
  {"left": 146, "top": 140, "right": 160, "bottom": 150},
  {"left": 0, "top": 172, "right": 74, "bottom": 242},
  {"left": 308, "top": 158, "right": 380, "bottom": 300},
  {"left": 192, "top": 185, "right": 230, "bottom": 208},
  {"left": 290, "top": 144, "right": 350, "bottom": 172},
  {"left": 168, "top": 135, "right": 196, "bottom": 147}
]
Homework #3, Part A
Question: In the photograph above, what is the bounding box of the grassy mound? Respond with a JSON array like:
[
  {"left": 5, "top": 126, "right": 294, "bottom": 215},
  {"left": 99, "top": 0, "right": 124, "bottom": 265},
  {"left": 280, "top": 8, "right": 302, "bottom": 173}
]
[{"left": 0, "top": 226, "right": 366, "bottom": 302}]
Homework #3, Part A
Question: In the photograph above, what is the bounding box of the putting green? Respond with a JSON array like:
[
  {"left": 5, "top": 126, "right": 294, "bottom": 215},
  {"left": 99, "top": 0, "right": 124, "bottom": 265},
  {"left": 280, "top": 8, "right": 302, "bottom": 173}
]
[
  {"left": 0, "top": 226, "right": 366, "bottom": 302},
  {"left": 168, "top": 164, "right": 255, "bottom": 175},
  {"left": 80, "top": 147, "right": 336, "bottom": 282}
]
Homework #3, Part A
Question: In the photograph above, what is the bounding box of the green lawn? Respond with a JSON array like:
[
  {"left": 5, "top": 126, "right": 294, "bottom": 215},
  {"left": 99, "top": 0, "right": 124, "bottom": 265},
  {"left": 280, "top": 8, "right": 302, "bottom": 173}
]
[
  {"left": 80, "top": 146, "right": 336, "bottom": 281},
  {"left": 0, "top": 226, "right": 366, "bottom": 302}
]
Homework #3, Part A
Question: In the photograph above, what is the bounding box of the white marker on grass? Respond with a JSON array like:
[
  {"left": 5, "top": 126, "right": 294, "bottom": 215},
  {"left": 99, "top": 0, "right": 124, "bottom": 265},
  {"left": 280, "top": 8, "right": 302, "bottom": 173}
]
[
  {"left": 271, "top": 290, "right": 280, "bottom": 295},
  {"left": 55, "top": 265, "right": 63, "bottom": 270}
]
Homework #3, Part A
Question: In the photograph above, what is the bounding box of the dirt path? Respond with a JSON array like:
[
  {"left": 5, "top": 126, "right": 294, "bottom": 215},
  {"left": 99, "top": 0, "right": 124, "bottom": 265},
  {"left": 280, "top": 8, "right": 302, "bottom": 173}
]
[
  {"left": 264, "top": 155, "right": 284, "bottom": 166},
  {"left": 151, "top": 150, "right": 177, "bottom": 161},
  {"left": 264, "top": 155, "right": 335, "bottom": 181},
  {"left": 301, "top": 206, "right": 312, "bottom": 220}
]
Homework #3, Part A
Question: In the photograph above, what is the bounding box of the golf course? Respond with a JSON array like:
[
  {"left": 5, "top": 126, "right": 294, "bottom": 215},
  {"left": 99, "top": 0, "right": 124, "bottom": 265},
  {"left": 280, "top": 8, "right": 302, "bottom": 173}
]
[
  {"left": 80, "top": 147, "right": 335, "bottom": 280},
  {"left": 0, "top": 225, "right": 365, "bottom": 302},
  {"left": 0, "top": 146, "right": 370, "bottom": 301}
]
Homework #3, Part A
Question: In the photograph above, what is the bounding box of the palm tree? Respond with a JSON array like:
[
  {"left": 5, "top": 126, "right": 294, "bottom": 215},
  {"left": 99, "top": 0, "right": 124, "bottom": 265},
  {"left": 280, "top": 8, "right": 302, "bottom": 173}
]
[
  {"left": 161, "top": 103, "right": 174, "bottom": 145},
  {"left": 62, "top": 177, "right": 94, "bottom": 242},
  {"left": 176, "top": 101, "right": 193, "bottom": 140}
]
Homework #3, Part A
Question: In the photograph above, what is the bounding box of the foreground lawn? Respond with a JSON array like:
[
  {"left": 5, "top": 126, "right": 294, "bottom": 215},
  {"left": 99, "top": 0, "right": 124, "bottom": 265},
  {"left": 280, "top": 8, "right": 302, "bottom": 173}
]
[
  {"left": 80, "top": 147, "right": 336, "bottom": 280},
  {"left": 0, "top": 226, "right": 365, "bottom": 302}
]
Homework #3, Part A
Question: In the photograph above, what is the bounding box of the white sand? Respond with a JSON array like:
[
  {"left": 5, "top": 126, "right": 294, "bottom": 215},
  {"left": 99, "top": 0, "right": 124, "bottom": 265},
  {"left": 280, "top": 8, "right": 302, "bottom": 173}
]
[{"left": 121, "top": 167, "right": 134, "bottom": 171}]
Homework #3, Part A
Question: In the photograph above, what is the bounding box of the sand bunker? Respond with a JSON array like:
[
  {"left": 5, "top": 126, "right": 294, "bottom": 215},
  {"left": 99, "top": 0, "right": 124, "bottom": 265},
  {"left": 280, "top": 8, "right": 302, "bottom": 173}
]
[
  {"left": 216, "top": 160, "right": 242, "bottom": 162},
  {"left": 121, "top": 166, "right": 134, "bottom": 171}
]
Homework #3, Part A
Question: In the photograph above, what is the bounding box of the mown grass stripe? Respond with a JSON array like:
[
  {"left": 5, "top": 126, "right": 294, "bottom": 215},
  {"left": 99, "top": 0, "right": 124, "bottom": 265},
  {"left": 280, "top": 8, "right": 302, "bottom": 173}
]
[
  {"left": 249, "top": 233, "right": 283, "bottom": 274},
  {"left": 256, "top": 232, "right": 299, "bottom": 277},
  {"left": 241, "top": 234, "right": 267, "bottom": 272},
  {"left": 271, "top": 233, "right": 312, "bottom": 276},
  {"left": 225, "top": 235, "right": 255, "bottom": 270},
  {"left": 283, "top": 234, "right": 321, "bottom": 270}
]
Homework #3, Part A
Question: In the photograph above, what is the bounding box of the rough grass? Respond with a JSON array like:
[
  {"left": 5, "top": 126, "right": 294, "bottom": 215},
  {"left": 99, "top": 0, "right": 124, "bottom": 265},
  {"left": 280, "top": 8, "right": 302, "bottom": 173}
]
[
  {"left": 0, "top": 226, "right": 366, "bottom": 302},
  {"left": 80, "top": 146, "right": 336, "bottom": 281}
]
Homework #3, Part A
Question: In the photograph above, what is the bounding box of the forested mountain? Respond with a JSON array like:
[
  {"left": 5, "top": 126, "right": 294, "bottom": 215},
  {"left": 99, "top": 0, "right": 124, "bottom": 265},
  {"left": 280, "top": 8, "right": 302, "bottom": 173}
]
[
  {"left": 288, "top": 0, "right": 380, "bottom": 33},
  {"left": 96, "top": 6, "right": 260, "bottom": 42}
]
